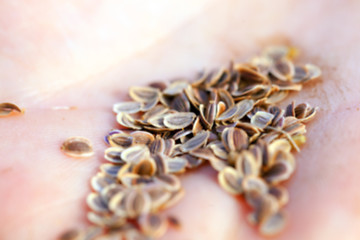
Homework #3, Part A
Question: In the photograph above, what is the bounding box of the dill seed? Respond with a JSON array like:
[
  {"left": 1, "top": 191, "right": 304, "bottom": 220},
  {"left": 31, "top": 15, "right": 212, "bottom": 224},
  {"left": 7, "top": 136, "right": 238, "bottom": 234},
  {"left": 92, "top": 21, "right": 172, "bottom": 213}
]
[
  {"left": 61, "top": 137, "right": 94, "bottom": 158},
  {"left": 61, "top": 46, "right": 320, "bottom": 239}
]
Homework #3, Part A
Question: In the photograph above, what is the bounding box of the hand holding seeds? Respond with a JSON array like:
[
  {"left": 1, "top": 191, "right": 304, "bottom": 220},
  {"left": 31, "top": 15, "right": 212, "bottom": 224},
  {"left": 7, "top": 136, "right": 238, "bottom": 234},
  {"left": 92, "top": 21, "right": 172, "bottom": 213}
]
[{"left": 1, "top": 2, "right": 359, "bottom": 240}]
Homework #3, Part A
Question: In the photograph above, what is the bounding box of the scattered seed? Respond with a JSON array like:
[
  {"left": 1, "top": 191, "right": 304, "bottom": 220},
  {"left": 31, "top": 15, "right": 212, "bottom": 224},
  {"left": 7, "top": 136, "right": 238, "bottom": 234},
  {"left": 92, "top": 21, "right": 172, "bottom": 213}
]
[
  {"left": 0, "top": 102, "right": 23, "bottom": 117},
  {"left": 61, "top": 137, "right": 94, "bottom": 158}
]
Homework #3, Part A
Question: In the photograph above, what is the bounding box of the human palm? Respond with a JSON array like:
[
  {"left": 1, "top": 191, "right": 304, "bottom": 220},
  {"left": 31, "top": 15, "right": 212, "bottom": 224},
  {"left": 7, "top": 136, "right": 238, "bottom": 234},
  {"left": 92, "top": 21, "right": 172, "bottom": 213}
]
[{"left": 1, "top": 1, "right": 360, "bottom": 239}]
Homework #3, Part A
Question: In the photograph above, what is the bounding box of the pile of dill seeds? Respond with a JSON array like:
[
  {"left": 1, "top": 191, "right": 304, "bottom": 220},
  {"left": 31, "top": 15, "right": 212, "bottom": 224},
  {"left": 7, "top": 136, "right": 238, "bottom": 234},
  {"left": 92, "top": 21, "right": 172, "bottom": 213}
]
[{"left": 64, "top": 46, "right": 320, "bottom": 240}]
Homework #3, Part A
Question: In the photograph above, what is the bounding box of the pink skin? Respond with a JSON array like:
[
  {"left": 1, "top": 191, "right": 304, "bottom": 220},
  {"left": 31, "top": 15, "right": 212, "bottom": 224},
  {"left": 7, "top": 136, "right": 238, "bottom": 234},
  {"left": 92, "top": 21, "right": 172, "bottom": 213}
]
[{"left": 1, "top": 0, "right": 360, "bottom": 239}]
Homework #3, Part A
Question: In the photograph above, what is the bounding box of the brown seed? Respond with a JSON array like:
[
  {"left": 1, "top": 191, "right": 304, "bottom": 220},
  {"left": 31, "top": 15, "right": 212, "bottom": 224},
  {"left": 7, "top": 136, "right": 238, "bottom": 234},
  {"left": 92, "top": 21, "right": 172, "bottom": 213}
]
[
  {"left": 170, "top": 93, "right": 191, "bottom": 112},
  {"left": 104, "top": 147, "right": 124, "bottom": 163},
  {"left": 248, "top": 193, "right": 279, "bottom": 226},
  {"left": 208, "top": 156, "right": 229, "bottom": 172},
  {"left": 61, "top": 137, "right": 94, "bottom": 158},
  {"left": 152, "top": 153, "right": 167, "bottom": 175},
  {"left": 108, "top": 190, "right": 129, "bottom": 217},
  {"left": 233, "top": 99, "right": 255, "bottom": 121},
  {"left": 270, "top": 58, "right": 295, "bottom": 81},
  {"left": 163, "top": 80, "right": 188, "bottom": 96},
  {"left": 121, "top": 145, "right": 150, "bottom": 164},
  {"left": 208, "top": 141, "right": 228, "bottom": 160},
  {"left": 142, "top": 96, "right": 159, "bottom": 111},
  {"left": 133, "top": 158, "right": 157, "bottom": 176},
  {"left": 268, "top": 186, "right": 289, "bottom": 208},
  {"left": 91, "top": 173, "right": 116, "bottom": 193},
  {"left": 304, "top": 64, "right": 321, "bottom": 81},
  {"left": 125, "top": 189, "right": 152, "bottom": 218},
  {"left": 262, "top": 160, "right": 294, "bottom": 184},
  {"left": 113, "top": 101, "right": 142, "bottom": 114},
  {"left": 222, "top": 127, "right": 248, "bottom": 152},
  {"left": 163, "top": 112, "right": 196, "bottom": 129},
  {"left": 251, "top": 111, "right": 274, "bottom": 129},
  {"left": 180, "top": 131, "right": 210, "bottom": 152},
  {"left": 166, "top": 157, "right": 187, "bottom": 174},
  {"left": 218, "top": 167, "right": 243, "bottom": 195},
  {"left": 192, "top": 116, "right": 204, "bottom": 135},
  {"left": 142, "top": 105, "right": 168, "bottom": 121},
  {"left": 129, "top": 86, "right": 159, "bottom": 102},
  {"left": 216, "top": 104, "right": 239, "bottom": 121},
  {"left": 58, "top": 229, "right": 84, "bottom": 240},
  {"left": 182, "top": 154, "right": 204, "bottom": 169},
  {"left": 235, "top": 64, "right": 269, "bottom": 83},
  {"left": 108, "top": 133, "right": 133, "bottom": 148},
  {"left": 259, "top": 211, "right": 286, "bottom": 236},
  {"left": 156, "top": 174, "right": 181, "bottom": 192},
  {"left": 138, "top": 214, "right": 168, "bottom": 238},
  {"left": 189, "top": 147, "right": 215, "bottom": 161},
  {"left": 131, "top": 131, "right": 155, "bottom": 145},
  {"left": 167, "top": 215, "right": 182, "bottom": 229},
  {"left": 0, "top": 102, "right": 23, "bottom": 117},
  {"left": 218, "top": 89, "right": 234, "bottom": 108},
  {"left": 145, "top": 184, "right": 171, "bottom": 210},
  {"left": 87, "top": 212, "right": 126, "bottom": 228},
  {"left": 163, "top": 138, "right": 175, "bottom": 156},
  {"left": 87, "top": 193, "right": 108, "bottom": 213},
  {"left": 235, "top": 151, "right": 260, "bottom": 177},
  {"left": 149, "top": 136, "right": 165, "bottom": 154},
  {"left": 116, "top": 113, "right": 141, "bottom": 130},
  {"left": 242, "top": 176, "right": 268, "bottom": 195},
  {"left": 100, "top": 184, "right": 125, "bottom": 203}
]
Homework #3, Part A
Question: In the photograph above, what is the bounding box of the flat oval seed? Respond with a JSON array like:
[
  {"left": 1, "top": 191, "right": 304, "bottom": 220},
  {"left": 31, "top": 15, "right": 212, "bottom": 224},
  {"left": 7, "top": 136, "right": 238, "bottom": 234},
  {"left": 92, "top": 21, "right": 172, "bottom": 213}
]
[
  {"left": 87, "top": 212, "right": 126, "bottom": 228},
  {"left": 121, "top": 145, "right": 150, "bottom": 164},
  {"left": 233, "top": 99, "right": 255, "bottom": 121},
  {"left": 131, "top": 131, "right": 155, "bottom": 145},
  {"left": 100, "top": 184, "right": 125, "bottom": 203},
  {"left": 58, "top": 229, "right": 84, "bottom": 240},
  {"left": 218, "top": 167, "right": 243, "bottom": 195},
  {"left": 61, "top": 137, "right": 94, "bottom": 158},
  {"left": 156, "top": 174, "right": 181, "bottom": 192},
  {"left": 100, "top": 163, "right": 123, "bottom": 178},
  {"left": 87, "top": 193, "right": 108, "bottom": 213},
  {"left": 133, "top": 158, "right": 157, "bottom": 176},
  {"left": 108, "top": 133, "right": 133, "bottom": 148},
  {"left": 259, "top": 211, "right": 286, "bottom": 236},
  {"left": 0, "top": 102, "right": 23, "bottom": 116},
  {"left": 166, "top": 157, "right": 187, "bottom": 174},
  {"left": 91, "top": 173, "right": 116, "bottom": 192},
  {"left": 163, "top": 112, "right": 196, "bottom": 129},
  {"left": 125, "top": 190, "right": 152, "bottom": 218},
  {"left": 129, "top": 86, "right": 159, "bottom": 102},
  {"left": 268, "top": 186, "right": 289, "bottom": 207},
  {"left": 116, "top": 113, "right": 141, "bottom": 130},
  {"left": 139, "top": 214, "right": 168, "bottom": 238},
  {"left": 104, "top": 147, "right": 124, "bottom": 163},
  {"left": 251, "top": 111, "right": 274, "bottom": 129},
  {"left": 163, "top": 81, "right": 189, "bottom": 96},
  {"left": 113, "top": 101, "right": 142, "bottom": 114},
  {"left": 262, "top": 160, "right": 294, "bottom": 184},
  {"left": 216, "top": 104, "right": 239, "bottom": 121},
  {"left": 180, "top": 131, "right": 210, "bottom": 152}
]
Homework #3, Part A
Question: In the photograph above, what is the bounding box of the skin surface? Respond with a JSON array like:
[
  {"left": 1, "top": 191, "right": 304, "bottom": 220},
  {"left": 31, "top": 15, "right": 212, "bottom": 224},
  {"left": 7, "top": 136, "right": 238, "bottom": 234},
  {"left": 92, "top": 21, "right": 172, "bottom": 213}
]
[{"left": 1, "top": 0, "right": 360, "bottom": 239}]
